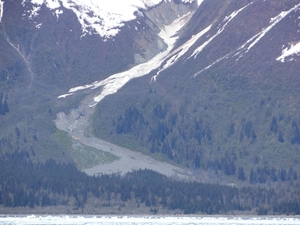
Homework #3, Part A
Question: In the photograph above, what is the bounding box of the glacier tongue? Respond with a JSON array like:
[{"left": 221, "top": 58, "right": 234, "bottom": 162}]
[{"left": 58, "top": 11, "right": 194, "bottom": 107}]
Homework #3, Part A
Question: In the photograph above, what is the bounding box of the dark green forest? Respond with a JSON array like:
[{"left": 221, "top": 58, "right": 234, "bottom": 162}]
[
  {"left": 0, "top": 151, "right": 299, "bottom": 215},
  {"left": 92, "top": 89, "right": 300, "bottom": 185},
  {"left": 0, "top": 93, "right": 9, "bottom": 116}
]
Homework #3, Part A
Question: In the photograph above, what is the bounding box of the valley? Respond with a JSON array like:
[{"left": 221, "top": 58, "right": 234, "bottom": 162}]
[{"left": 53, "top": 1, "right": 201, "bottom": 178}]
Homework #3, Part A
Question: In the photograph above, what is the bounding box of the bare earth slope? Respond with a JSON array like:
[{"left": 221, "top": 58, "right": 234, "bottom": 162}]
[{"left": 55, "top": 94, "right": 193, "bottom": 179}]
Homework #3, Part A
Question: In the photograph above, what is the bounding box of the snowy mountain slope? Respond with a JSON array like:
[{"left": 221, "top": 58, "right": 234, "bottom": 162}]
[
  {"left": 21, "top": 0, "right": 201, "bottom": 38},
  {"left": 59, "top": 0, "right": 300, "bottom": 106},
  {"left": 191, "top": 2, "right": 300, "bottom": 76},
  {"left": 1, "top": 0, "right": 300, "bottom": 182},
  {"left": 58, "top": 10, "right": 196, "bottom": 106}
]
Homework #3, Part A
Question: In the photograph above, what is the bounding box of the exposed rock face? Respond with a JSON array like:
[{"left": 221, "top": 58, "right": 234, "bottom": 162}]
[{"left": 133, "top": 0, "right": 198, "bottom": 64}]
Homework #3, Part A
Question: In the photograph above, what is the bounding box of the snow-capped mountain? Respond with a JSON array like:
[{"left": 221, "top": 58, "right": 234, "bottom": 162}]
[
  {"left": 1, "top": 0, "right": 300, "bottom": 182},
  {"left": 57, "top": 0, "right": 300, "bottom": 107}
]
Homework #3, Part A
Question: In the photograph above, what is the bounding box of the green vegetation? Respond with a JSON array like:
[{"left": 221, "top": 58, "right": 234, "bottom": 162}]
[
  {"left": 52, "top": 129, "right": 119, "bottom": 170},
  {"left": 70, "top": 141, "right": 119, "bottom": 170},
  {"left": 53, "top": 129, "right": 72, "bottom": 150},
  {"left": 0, "top": 152, "right": 299, "bottom": 215}
]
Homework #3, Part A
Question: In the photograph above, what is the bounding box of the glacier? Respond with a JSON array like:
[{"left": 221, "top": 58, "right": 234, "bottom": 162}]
[{"left": 58, "top": 11, "right": 195, "bottom": 106}]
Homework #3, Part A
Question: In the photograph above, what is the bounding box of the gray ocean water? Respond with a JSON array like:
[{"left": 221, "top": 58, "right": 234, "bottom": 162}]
[{"left": 0, "top": 215, "right": 299, "bottom": 225}]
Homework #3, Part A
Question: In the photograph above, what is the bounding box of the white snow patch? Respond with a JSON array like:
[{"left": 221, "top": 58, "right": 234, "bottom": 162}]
[
  {"left": 29, "top": 5, "right": 41, "bottom": 19},
  {"left": 276, "top": 42, "right": 300, "bottom": 62},
  {"left": 234, "top": 3, "right": 300, "bottom": 59},
  {"left": 0, "top": 0, "right": 4, "bottom": 23},
  {"left": 54, "top": 9, "right": 63, "bottom": 19},
  {"left": 193, "top": 51, "right": 232, "bottom": 77},
  {"left": 69, "top": 84, "right": 94, "bottom": 93},
  {"left": 36, "top": 23, "right": 42, "bottom": 28},
  {"left": 197, "top": 0, "right": 204, "bottom": 6},
  {"left": 44, "top": 0, "right": 60, "bottom": 9},
  {"left": 191, "top": 3, "right": 250, "bottom": 59},
  {"left": 27, "top": 0, "right": 61, "bottom": 18},
  {"left": 58, "top": 93, "right": 74, "bottom": 99}
]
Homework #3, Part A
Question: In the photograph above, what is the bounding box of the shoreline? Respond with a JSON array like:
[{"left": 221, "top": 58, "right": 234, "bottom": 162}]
[{"left": 0, "top": 206, "right": 299, "bottom": 218}]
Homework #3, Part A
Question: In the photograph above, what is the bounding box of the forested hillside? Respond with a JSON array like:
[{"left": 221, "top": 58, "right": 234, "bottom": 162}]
[
  {"left": 0, "top": 0, "right": 300, "bottom": 214},
  {"left": 91, "top": 0, "right": 300, "bottom": 184},
  {"left": 92, "top": 84, "right": 300, "bottom": 184}
]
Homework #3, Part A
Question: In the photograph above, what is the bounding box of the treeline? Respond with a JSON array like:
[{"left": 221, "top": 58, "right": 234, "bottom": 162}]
[
  {"left": 249, "top": 166, "right": 298, "bottom": 184},
  {"left": 0, "top": 151, "right": 300, "bottom": 215}
]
